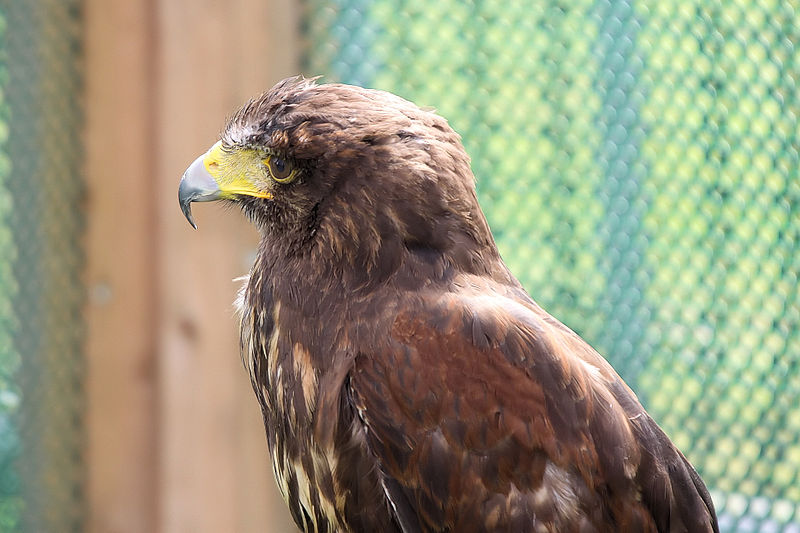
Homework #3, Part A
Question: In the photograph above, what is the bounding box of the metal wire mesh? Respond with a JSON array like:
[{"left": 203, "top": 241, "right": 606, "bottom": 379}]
[
  {"left": 304, "top": 0, "right": 800, "bottom": 530},
  {"left": 0, "top": 1, "right": 84, "bottom": 532}
]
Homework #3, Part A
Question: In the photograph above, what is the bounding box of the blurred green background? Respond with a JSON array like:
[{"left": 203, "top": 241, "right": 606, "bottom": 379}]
[
  {"left": 1, "top": 0, "right": 799, "bottom": 531},
  {"left": 0, "top": 9, "right": 20, "bottom": 533},
  {"left": 0, "top": 2, "right": 84, "bottom": 532}
]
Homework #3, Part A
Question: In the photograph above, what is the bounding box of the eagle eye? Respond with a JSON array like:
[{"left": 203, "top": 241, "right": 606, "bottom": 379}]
[{"left": 265, "top": 155, "right": 297, "bottom": 184}]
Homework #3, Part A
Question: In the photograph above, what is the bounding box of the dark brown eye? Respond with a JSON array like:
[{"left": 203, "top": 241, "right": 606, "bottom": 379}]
[{"left": 266, "top": 155, "right": 297, "bottom": 183}]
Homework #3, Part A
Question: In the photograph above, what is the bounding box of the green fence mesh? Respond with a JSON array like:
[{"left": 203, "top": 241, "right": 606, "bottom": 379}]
[
  {"left": 0, "top": 1, "right": 84, "bottom": 532},
  {"left": 305, "top": 0, "right": 800, "bottom": 530}
]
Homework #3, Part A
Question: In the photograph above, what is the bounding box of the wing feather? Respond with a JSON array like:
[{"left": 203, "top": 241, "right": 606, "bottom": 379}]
[{"left": 349, "top": 286, "right": 718, "bottom": 532}]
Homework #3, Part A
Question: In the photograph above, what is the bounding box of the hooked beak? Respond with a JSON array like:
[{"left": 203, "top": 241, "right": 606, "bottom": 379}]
[
  {"left": 178, "top": 150, "right": 222, "bottom": 229},
  {"left": 178, "top": 140, "right": 274, "bottom": 229}
]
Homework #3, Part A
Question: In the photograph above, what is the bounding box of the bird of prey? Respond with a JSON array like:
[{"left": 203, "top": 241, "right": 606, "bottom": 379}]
[{"left": 178, "top": 77, "right": 718, "bottom": 532}]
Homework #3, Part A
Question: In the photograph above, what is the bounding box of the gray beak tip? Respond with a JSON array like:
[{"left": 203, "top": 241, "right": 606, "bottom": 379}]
[
  {"left": 180, "top": 200, "right": 198, "bottom": 229},
  {"left": 178, "top": 179, "right": 199, "bottom": 229},
  {"left": 178, "top": 152, "right": 221, "bottom": 230}
]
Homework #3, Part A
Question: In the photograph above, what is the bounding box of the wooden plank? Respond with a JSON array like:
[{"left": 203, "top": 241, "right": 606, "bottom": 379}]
[
  {"left": 85, "top": 0, "right": 301, "bottom": 531},
  {"left": 153, "top": 0, "right": 299, "bottom": 531},
  {"left": 84, "top": 1, "right": 158, "bottom": 532}
]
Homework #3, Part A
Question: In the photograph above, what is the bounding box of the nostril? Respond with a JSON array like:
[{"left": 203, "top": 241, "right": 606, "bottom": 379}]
[{"left": 207, "top": 161, "right": 219, "bottom": 170}]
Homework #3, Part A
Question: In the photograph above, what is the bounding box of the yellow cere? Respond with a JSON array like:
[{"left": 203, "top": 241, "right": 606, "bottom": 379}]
[{"left": 202, "top": 140, "right": 274, "bottom": 199}]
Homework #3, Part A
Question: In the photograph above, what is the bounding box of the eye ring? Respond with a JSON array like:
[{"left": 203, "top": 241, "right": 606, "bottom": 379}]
[{"left": 265, "top": 154, "right": 298, "bottom": 184}]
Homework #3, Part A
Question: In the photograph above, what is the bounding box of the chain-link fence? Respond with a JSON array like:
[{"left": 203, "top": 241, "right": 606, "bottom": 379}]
[
  {"left": 0, "top": 1, "right": 84, "bottom": 532},
  {"left": 305, "top": 0, "right": 800, "bottom": 531}
]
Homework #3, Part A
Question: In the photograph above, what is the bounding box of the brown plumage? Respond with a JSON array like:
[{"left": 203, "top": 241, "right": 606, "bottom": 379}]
[{"left": 179, "top": 76, "right": 718, "bottom": 532}]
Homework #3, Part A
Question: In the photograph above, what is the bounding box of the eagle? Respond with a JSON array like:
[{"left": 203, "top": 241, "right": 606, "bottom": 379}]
[{"left": 178, "top": 77, "right": 718, "bottom": 532}]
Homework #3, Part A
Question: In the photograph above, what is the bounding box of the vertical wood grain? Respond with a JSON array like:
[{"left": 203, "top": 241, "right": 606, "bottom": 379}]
[
  {"left": 85, "top": 0, "right": 300, "bottom": 531},
  {"left": 84, "top": 1, "right": 158, "bottom": 532},
  {"left": 153, "top": 0, "right": 299, "bottom": 531}
]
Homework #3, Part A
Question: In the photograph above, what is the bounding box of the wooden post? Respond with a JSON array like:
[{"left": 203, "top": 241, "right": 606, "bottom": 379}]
[
  {"left": 84, "top": 2, "right": 158, "bottom": 532},
  {"left": 85, "top": 0, "right": 299, "bottom": 531}
]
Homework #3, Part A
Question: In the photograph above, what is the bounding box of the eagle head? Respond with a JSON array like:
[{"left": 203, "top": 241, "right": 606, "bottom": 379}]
[{"left": 179, "top": 76, "right": 498, "bottom": 285}]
